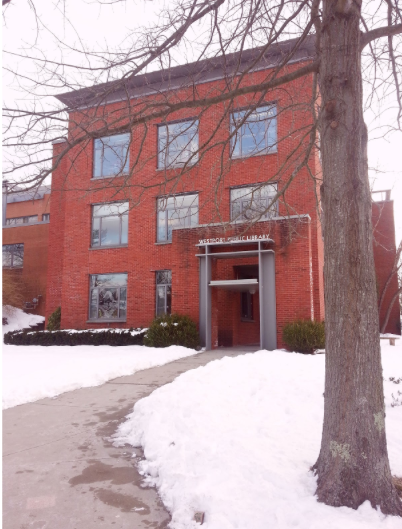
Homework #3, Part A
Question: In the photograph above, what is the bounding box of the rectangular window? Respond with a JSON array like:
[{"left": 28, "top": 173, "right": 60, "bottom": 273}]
[
  {"left": 89, "top": 273, "right": 127, "bottom": 320},
  {"left": 231, "top": 105, "right": 277, "bottom": 158},
  {"left": 158, "top": 120, "right": 199, "bottom": 168},
  {"left": 2, "top": 243, "right": 24, "bottom": 268},
  {"left": 230, "top": 184, "right": 278, "bottom": 222},
  {"left": 42, "top": 214, "right": 50, "bottom": 222},
  {"left": 6, "top": 215, "right": 38, "bottom": 225},
  {"left": 241, "top": 292, "right": 254, "bottom": 321},
  {"left": 93, "top": 133, "right": 130, "bottom": 178},
  {"left": 157, "top": 194, "right": 198, "bottom": 242},
  {"left": 91, "top": 202, "right": 129, "bottom": 248},
  {"left": 156, "top": 270, "right": 172, "bottom": 316}
]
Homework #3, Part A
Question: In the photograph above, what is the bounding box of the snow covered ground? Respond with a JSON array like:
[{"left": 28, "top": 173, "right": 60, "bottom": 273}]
[
  {"left": 2, "top": 344, "right": 200, "bottom": 409},
  {"left": 115, "top": 343, "right": 402, "bottom": 529},
  {"left": 2, "top": 305, "right": 45, "bottom": 334},
  {"left": 2, "top": 307, "right": 199, "bottom": 409}
]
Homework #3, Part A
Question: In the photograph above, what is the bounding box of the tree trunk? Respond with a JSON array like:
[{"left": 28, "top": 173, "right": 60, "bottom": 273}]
[{"left": 313, "top": 0, "right": 402, "bottom": 515}]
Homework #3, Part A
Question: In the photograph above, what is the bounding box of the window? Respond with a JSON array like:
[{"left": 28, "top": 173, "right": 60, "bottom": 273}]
[
  {"left": 91, "top": 202, "right": 129, "bottom": 248},
  {"left": 6, "top": 215, "right": 37, "bottom": 225},
  {"left": 2, "top": 244, "right": 24, "bottom": 268},
  {"left": 230, "top": 184, "right": 278, "bottom": 222},
  {"left": 156, "top": 270, "right": 171, "bottom": 316},
  {"left": 93, "top": 133, "right": 130, "bottom": 178},
  {"left": 157, "top": 194, "right": 198, "bottom": 242},
  {"left": 89, "top": 273, "right": 127, "bottom": 320},
  {"left": 241, "top": 292, "right": 254, "bottom": 321},
  {"left": 158, "top": 120, "right": 199, "bottom": 168},
  {"left": 42, "top": 214, "right": 50, "bottom": 222},
  {"left": 231, "top": 105, "right": 277, "bottom": 158}
]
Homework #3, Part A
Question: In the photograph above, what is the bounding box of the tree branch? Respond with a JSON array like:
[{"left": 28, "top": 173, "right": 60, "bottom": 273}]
[{"left": 361, "top": 23, "right": 402, "bottom": 50}]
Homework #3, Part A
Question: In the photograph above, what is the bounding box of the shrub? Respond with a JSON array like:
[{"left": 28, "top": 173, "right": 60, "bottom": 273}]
[
  {"left": 283, "top": 319, "right": 325, "bottom": 354},
  {"left": 4, "top": 328, "right": 146, "bottom": 347},
  {"left": 47, "top": 306, "right": 61, "bottom": 331},
  {"left": 144, "top": 313, "right": 200, "bottom": 349}
]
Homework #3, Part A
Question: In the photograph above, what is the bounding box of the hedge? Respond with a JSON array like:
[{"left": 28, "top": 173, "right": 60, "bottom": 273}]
[{"left": 4, "top": 328, "right": 146, "bottom": 347}]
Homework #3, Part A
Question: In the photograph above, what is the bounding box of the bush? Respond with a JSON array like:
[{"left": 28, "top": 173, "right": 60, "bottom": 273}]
[
  {"left": 47, "top": 306, "right": 61, "bottom": 331},
  {"left": 144, "top": 313, "right": 200, "bottom": 349},
  {"left": 283, "top": 319, "right": 325, "bottom": 354},
  {"left": 4, "top": 328, "right": 146, "bottom": 347}
]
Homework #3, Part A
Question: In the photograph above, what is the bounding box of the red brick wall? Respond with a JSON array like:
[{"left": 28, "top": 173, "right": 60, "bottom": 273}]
[
  {"left": 3, "top": 192, "right": 50, "bottom": 317},
  {"left": 45, "top": 142, "right": 68, "bottom": 324},
  {"left": 6, "top": 193, "right": 50, "bottom": 221},
  {"left": 3, "top": 223, "right": 49, "bottom": 316},
  {"left": 46, "top": 62, "right": 325, "bottom": 344},
  {"left": 372, "top": 200, "right": 401, "bottom": 334}
]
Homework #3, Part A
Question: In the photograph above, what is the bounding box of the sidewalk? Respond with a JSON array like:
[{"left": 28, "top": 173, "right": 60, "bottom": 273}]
[{"left": 3, "top": 347, "right": 254, "bottom": 529}]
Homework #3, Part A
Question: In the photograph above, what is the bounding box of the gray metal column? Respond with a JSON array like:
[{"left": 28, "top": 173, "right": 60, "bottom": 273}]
[
  {"left": 259, "top": 247, "right": 277, "bottom": 350},
  {"left": 199, "top": 246, "right": 212, "bottom": 349}
]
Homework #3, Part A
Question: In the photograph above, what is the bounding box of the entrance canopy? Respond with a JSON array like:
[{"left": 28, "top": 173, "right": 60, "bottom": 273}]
[
  {"left": 197, "top": 237, "right": 276, "bottom": 351},
  {"left": 210, "top": 278, "right": 259, "bottom": 292}
]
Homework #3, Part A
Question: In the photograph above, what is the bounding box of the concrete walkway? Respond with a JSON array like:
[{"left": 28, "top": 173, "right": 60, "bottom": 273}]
[{"left": 3, "top": 347, "right": 256, "bottom": 529}]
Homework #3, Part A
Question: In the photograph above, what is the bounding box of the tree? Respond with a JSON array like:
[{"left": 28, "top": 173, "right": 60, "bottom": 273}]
[{"left": 3, "top": 0, "right": 402, "bottom": 516}]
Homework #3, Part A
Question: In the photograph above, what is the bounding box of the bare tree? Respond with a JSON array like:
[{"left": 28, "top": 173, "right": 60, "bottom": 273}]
[{"left": 3, "top": 0, "right": 402, "bottom": 516}]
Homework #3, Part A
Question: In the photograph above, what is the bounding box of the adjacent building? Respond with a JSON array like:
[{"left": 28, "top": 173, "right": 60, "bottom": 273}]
[
  {"left": 43, "top": 37, "right": 400, "bottom": 347},
  {"left": 2, "top": 185, "right": 51, "bottom": 316}
]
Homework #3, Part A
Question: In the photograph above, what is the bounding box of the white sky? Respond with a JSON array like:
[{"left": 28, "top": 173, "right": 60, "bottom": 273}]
[{"left": 2, "top": 0, "right": 401, "bottom": 243}]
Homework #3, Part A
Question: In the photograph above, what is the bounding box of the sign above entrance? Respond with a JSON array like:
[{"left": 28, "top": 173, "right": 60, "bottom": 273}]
[{"left": 198, "top": 234, "right": 271, "bottom": 245}]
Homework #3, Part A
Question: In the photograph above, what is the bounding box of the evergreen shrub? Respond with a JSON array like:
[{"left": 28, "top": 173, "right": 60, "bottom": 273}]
[
  {"left": 47, "top": 306, "right": 61, "bottom": 331},
  {"left": 4, "top": 328, "right": 146, "bottom": 347},
  {"left": 144, "top": 313, "right": 200, "bottom": 349},
  {"left": 282, "top": 319, "right": 325, "bottom": 354}
]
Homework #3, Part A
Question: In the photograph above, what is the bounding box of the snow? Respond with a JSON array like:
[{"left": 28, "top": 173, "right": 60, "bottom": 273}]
[
  {"left": 114, "top": 343, "right": 402, "bottom": 529},
  {"left": 2, "top": 306, "right": 198, "bottom": 409},
  {"left": 2, "top": 343, "right": 199, "bottom": 410},
  {"left": 2, "top": 306, "right": 45, "bottom": 334},
  {"left": 24, "top": 328, "right": 146, "bottom": 335}
]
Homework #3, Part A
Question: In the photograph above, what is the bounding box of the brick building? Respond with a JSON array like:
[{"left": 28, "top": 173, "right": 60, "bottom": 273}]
[
  {"left": 372, "top": 191, "right": 401, "bottom": 335},
  {"left": 2, "top": 185, "right": 51, "bottom": 316},
  {"left": 45, "top": 37, "right": 400, "bottom": 347}
]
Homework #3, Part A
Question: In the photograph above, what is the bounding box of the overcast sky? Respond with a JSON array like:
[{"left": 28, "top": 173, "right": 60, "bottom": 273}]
[{"left": 2, "top": 0, "right": 401, "bottom": 243}]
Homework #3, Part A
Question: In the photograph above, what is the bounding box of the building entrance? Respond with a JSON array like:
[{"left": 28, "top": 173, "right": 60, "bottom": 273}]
[{"left": 197, "top": 238, "right": 277, "bottom": 350}]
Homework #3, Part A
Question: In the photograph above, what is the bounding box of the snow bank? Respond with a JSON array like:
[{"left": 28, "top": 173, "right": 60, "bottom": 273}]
[
  {"left": 115, "top": 344, "right": 402, "bottom": 529},
  {"left": 2, "top": 306, "right": 44, "bottom": 334},
  {"left": 2, "top": 344, "right": 198, "bottom": 409}
]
